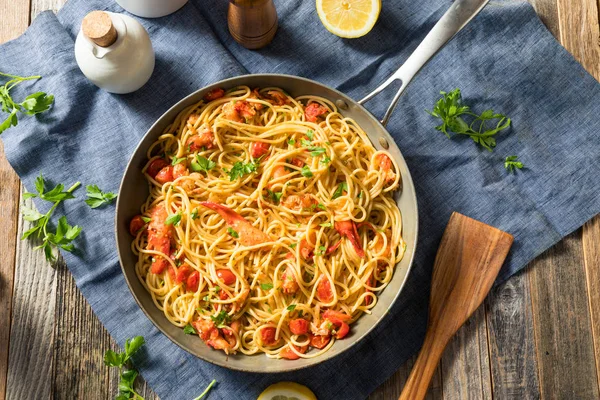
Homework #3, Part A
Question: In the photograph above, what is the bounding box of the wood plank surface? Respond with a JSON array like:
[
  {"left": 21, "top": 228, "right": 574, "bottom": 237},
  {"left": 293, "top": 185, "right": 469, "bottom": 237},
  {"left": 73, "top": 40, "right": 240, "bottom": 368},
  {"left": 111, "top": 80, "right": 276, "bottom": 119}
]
[
  {"left": 485, "top": 271, "right": 541, "bottom": 398},
  {"left": 5, "top": 192, "right": 57, "bottom": 399},
  {"left": 1, "top": 0, "right": 600, "bottom": 399},
  {"left": 583, "top": 217, "right": 600, "bottom": 391},
  {"left": 0, "top": 0, "right": 31, "bottom": 397},
  {"left": 528, "top": 231, "right": 600, "bottom": 399}
]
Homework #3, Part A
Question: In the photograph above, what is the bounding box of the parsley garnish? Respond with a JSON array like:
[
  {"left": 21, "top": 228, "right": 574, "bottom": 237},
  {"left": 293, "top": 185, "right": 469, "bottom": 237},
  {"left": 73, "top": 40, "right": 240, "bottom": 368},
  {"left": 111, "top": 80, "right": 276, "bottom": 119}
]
[
  {"left": 320, "top": 222, "right": 332, "bottom": 227},
  {"left": 183, "top": 324, "right": 196, "bottom": 335},
  {"left": 504, "top": 155, "right": 524, "bottom": 172},
  {"left": 171, "top": 156, "right": 186, "bottom": 165},
  {"left": 357, "top": 191, "right": 363, "bottom": 199},
  {"left": 301, "top": 166, "right": 313, "bottom": 178},
  {"left": 332, "top": 181, "right": 348, "bottom": 199},
  {"left": 103, "top": 336, "right": 145, "bottom": 400},
  {"left": 261, "top": 283, "right": 274, "bottom": 290},
  {"left": 306, "top": 130, "right": 314, "bottom": 140},
  {"left": 0, "top": 72, "right": 54, "bottom": 134},
  {"left": 320, "top": 156, "right": 331, "bottom": 164},
  {"left": 317, "top": 203, "right": 326, "bottom": 210},
  {"left": 141, "top": 216, "right": 151, "bottom": 223},
  {"left": 165, "top": 211, "right": 182, "bottom": 226},
  {"left": 288, "top": 138, "right": 296, "bottom": 145},
  {"left": 266, "top": 189, "right": 283, "bottom": 205},
  {"left": 287, "top": 304, "right": 297, "bottom": 311},
  {"left": 190, "top": 155, "right": 216, "bottom": 173},
  {"left": 289, "top": 243, "right": 297, "bottom": 249},
  {"left": 84, "top": 184, "right": 117, "bottom": 209},
  {"left": 227, "top": 227, "right": 239, "bottom": 238},
  {"left": 21, "top": 173, "right": 81, "bottom": 262},
  {"left": 210, "top": 311, "right": 231, "bottom": 327},
  {"left": 427, "top": 88, "right": 511, "bottom": 152},
  {"left": 224, "top": 158, "right": 260, "bottom": 181},
  {"left": 193, "top": 380, "right": 217, "bottom": 400},
  {"left": 316, "top": 245, "right": 327, "bottom": 255},
  {"left": 190, "top": 208, "right": 199, "bottom": 220}
]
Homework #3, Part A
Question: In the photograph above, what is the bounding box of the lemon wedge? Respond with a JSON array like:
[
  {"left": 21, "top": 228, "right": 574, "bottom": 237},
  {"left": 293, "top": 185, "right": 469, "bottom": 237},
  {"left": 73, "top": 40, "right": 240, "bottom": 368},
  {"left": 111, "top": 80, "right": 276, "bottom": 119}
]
[
  {"left": 257, "top": 382, "right": 317, "bottom": 400},
  {"left": 316, "top": 0, "right": 381, "bottom": 38}
]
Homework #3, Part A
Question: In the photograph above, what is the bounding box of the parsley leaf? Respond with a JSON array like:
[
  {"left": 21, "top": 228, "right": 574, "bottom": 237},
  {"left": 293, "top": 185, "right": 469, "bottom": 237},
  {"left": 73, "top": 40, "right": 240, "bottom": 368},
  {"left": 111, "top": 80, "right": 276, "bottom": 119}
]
[
  {"left": 266, "top": 189, "right": 283, "bottom": 205},
  {"left": 288, "top": 138, "right": 296, "bottom": 145},
  {"left": 504, "top": 155, "right": 524, "bottom": 172},
  {"left": 183, "top": 324, "right": 197, "bottom": 335},
  {"left": 171, "top": 156, "right": 186, "bottom": 165},
  {"left": 190, "top": 155, "right": 216, "bottom": 173},
  {"left": 224, "top": 158, "right": 260, "bottom": 181},
  {"left": 85, "top": 184, "right": 117, "bottom": 209},
  {"left": 427, "top": 88, "right": 511, "bottom": 152},
  {"left": 289, "top": 243, "right": 297, "bottom": 249},
  {"left": 210, "top": 311, "right": 231, "bottom": 327},
  {"left": 0, "top": 72, "right": 54, "bottom": 134},
  {"left": 165, "top": 211, "right": 182, "bottom": 226},
  {"left": 306, "top": 130, "right": 314, "bottom": 140},
  {"left": 287, "top": 304, "right": 297, "bottom": 311},
  {"left": 227, "top": 227, "right": 239, "bottom": 238},
  {"left": 317, "top": 203, "right": 326, "bottom": 210},
  {"left": 193, "top": 379, "right": 217, "bottom": 400},
  {"left": 320, "top": 222, "right": 332, "bottom": 227},
  {"left": 261, "top": 283, "right": 274, "bottom": 290},
  {"left": 190, "top": 208, "right": 199, "bottom": 220},
  {"left": 320, "top": 156, "right": 331, "bottom": 164},
  {"left": 103, "top": 336, "right": 146, "bottom": 400},
  {"left": 332, "top": 181, "right": 348, "bottom": 199},
  {"left": 301, "top": 166, "right": 313, "bottom": 178},
  {"left": 21, "top": 173, "right": 81, "bottom": 262}
]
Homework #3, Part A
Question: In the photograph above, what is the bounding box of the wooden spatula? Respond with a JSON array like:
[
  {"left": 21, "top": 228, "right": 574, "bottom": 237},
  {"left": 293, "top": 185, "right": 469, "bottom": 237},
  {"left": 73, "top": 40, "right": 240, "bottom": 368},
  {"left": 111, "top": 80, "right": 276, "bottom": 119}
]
[{"left": 399, "top": 212, "right": 514, "bottom": 400}]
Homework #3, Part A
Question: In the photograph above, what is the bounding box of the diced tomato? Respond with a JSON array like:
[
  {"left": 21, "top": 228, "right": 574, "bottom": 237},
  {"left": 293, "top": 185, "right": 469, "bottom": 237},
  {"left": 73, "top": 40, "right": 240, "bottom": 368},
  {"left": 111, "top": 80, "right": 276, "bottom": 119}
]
[
  {"left": 280, "top": 344, "right": 308, "bottom": 360},
  {"left": 261, "top": 327, "right": 278, "bottom": 345},
  {"left": 129, "top": 215, "right": 146, "bottom": 236},
  {"left": 203, "top": 88, "right": 225, "bottom": 102},
  {"left": 289, "top": 318, "right": 309, "bottom": 335},
  {"left": 335, "top": 322, "right": 350, "bottom": 339},
  {"left": 154, "top": 165, "right": 174, "bottom": 184},
  {"left": 216, "top": 269, "right": 236, "bottom": 286},
  {"left": 219, "top": 290, "right": 229, "bottom": 301},
  {"left": 304, "top": 103, "right": 329, "bottom": 123},
  {"left": 316, "top": 277, "right": 333, "bottom": 302},
  {"left": 176, "top": 264, "right": 192, "bottom": 283},
  {"left": 322, "top": 310, "right": 351, "bottom": 323},
  {"left": 147, "top": 158, "right": 169, "bottom": 179},
  {"left": 310, "top": 334, "right": 331, "bottom": 349},
  {"left": 250, "top": 141, "right": 270, "bottom": 159},
  {"left": 187, "top": 271, "right": 200, "bottom": 292}
]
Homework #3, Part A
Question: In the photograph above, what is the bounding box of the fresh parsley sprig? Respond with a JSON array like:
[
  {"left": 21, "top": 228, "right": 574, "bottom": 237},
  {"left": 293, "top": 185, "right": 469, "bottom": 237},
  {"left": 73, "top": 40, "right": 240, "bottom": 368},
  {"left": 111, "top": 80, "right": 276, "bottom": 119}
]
[
  {"left": 0, "top": 71, "right": 54, "bottom": 134},
  {"left": 427, "top": 88, "right": 511, "bottom": 152},
  {"left": 224, "top": 158, "right": 261, "bottom": 181},
  {"left": 104, "top": 336, "right": 146, "bottom": 400},
  {"left": 504, "top": 155, "right": 524, "bottom": 173},
  {"left": 85, "top": 184, "right": 117, "bottom": 208},
  {"left": 21, "top": 173, "right": 81, "bottom": 262}
]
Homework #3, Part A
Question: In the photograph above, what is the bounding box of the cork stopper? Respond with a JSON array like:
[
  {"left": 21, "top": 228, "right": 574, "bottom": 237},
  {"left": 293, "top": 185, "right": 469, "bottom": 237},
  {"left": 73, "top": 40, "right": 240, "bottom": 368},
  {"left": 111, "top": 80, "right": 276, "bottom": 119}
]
[{"left": 82, "top": 11, "right": 118, "bottom": 47}]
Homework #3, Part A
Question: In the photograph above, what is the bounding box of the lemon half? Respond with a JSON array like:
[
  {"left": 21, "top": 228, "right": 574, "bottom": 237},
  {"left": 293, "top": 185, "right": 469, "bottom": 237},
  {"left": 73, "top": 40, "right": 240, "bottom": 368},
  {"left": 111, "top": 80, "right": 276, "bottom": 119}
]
[
  {"left": 316, "top": 0, "right": 381, "bottom": 38},
  {"left": 257, "top": 382, "right": 317, "bottom": 400}
]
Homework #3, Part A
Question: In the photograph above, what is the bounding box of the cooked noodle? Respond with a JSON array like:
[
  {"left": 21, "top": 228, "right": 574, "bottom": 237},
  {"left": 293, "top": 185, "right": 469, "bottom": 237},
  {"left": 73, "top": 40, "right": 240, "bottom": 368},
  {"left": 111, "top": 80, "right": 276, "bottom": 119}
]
[{"left": 130, "top": 86, "right": 405, "bottom": 359}]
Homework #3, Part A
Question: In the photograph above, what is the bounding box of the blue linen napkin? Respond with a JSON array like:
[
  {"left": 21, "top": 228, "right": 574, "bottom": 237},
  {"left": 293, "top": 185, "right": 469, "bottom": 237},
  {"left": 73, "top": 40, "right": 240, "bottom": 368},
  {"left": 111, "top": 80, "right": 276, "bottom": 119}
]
[{"left": 1, "top": 0, "right": 599, "bottom": 398}]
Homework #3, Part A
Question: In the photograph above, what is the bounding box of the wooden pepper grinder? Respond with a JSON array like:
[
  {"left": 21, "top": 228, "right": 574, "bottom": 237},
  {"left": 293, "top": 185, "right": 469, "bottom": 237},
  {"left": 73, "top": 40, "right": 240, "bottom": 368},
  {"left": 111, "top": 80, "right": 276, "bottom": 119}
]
[{"left": 228, "top": 0, "right": 278, "bottom": 50}]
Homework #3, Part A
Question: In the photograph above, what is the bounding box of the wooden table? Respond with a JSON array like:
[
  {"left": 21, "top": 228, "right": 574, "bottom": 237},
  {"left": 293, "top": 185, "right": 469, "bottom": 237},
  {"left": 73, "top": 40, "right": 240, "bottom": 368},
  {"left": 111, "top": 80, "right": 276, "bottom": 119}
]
[{"left": 1, "top": 0, "right": 599, "bottom": 398}]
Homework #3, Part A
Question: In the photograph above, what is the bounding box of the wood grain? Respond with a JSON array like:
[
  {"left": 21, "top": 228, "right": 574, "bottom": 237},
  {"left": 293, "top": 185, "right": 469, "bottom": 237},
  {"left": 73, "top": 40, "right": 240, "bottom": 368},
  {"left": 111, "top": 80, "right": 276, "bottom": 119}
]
[
  {"left": 0, "top": 0, "right": 31, "bottom": 397},
  {"left": 485, "top": 270, "right": 541, "bottom": 398},
  {"left": 440, "top": 306, "right": 492, "bottom": 400},
  {"left": 5, "top": 191, "right": 57, "bottom": 399},
  {"left": 528, "top": 231, "right": 600, "bottom": 399},
  {"left": 583, "top": 217, "right": 600, "bottom": 390},
  {"left": 399, "top": 213, "right": 513, "bottom": 400},
  {"left": 369, "top": 356, "right": 443, "bottom": 400}
]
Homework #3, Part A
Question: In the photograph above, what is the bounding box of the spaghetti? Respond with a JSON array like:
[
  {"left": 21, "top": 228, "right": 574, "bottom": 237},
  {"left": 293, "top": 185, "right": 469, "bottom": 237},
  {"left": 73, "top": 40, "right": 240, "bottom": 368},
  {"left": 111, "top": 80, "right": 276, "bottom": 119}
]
[{"left": 129, "top": 86, "right": 404, "bottom": 360}]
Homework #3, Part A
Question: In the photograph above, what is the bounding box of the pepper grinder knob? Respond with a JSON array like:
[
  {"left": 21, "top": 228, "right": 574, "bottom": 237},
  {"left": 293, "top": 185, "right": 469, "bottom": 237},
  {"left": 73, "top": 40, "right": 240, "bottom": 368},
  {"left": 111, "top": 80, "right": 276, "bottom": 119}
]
[
  {"left": 82, "top": 11, "right": 118, "bottom": 47},
  {"left": 228, "top": 0, "right": 278, "bottom": 50}
]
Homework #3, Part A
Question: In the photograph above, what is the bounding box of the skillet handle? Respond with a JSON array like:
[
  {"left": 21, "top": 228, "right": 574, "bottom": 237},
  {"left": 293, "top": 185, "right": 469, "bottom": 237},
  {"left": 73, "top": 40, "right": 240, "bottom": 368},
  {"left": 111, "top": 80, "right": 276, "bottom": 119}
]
[{"left": 358, "top": 0, "right": 490, "bottom": 127}]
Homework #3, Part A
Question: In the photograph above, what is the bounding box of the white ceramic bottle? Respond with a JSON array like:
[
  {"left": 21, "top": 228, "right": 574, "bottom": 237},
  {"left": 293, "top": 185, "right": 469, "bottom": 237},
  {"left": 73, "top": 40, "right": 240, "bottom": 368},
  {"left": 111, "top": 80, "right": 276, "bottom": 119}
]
[
  {"left": 115, "top": 0, "right": 188, "bottom": 18},
  {"left": 74, "top": 11, "right": 155, "bottom": 94}
]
